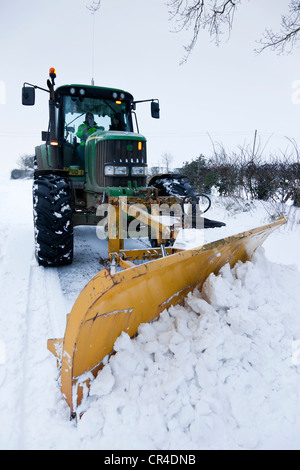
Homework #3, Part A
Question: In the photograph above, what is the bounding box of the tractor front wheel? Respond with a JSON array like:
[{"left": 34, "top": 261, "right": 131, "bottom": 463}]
[{"left": 33, "top": 172, "right": 73, "bottom": 266}]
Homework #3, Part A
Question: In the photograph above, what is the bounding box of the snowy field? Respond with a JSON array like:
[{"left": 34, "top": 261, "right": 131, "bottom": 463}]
[{"left": 0, "top": 173, "right": 300, "bottom": 450}]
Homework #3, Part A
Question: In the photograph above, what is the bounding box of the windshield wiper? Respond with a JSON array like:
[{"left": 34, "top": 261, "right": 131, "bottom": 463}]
[{"left": 65, "top": 112, "right": 85, "bottom": 128}]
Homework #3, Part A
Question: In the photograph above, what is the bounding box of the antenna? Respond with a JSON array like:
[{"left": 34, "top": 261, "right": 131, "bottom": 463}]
[
  {"left": 91, "top": 12, "right": 95, "bottom": 85},
  {"left": 87, "top": 1, "right": 101, "bottom": 86}
]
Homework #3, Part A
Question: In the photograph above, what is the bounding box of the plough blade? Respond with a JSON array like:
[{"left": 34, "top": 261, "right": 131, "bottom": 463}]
[{"left": 48, "top": 217, "right": 286, "bottom": 417}]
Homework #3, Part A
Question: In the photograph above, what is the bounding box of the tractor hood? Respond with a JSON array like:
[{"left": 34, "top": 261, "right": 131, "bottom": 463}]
[{"left": 86, "top": 130, "right": 147, "bottom": 144}]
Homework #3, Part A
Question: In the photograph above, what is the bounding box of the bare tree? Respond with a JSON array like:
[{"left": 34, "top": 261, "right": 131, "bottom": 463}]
[
  {"left": 167, "top": 0, "right": 240, "bottom": 63},
  {"left": 167, "top": 0, "right": 300, "bottom": 62},
  {"left": 257, "top": 0, "right": 300, "bottom": 53},
  {"left": 17, "top": 154, "right": 35, "bottom": 170},
  {"left": 87, "top": 0, "right": 101, "bottom": 14},
  {"left": 161, "top": 152, "right": 174, "bottom": 172}
]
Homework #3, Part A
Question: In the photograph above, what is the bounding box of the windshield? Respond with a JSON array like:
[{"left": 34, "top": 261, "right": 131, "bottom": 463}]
[{"left": 62, "top": 95, "right": 133, "bottom": 144}]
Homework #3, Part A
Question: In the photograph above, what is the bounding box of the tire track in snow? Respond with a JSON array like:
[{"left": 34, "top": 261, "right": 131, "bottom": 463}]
[
  {"left": 17, "top": 262, "right": 73, "bottom": 449},
  {"left": 0, "top": 179, "right": 74, "bottom": 449},
  {"left": 0, "top": 224, "right": 35, "bottom": 449},
  {"left": 0, "top": 179, "right": 35, "bottom": 449},
  {"left": 0, "top": 227, "right": 68, "bottom": 449}
]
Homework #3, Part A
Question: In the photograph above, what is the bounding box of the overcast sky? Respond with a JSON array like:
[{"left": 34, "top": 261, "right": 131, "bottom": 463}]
[{"left": 0, "top": 0, "right": 300, "bottom": 173}]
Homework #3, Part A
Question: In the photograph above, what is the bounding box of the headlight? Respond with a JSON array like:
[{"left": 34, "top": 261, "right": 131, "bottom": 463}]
[
  {"left": 104, "top": 165, "right": 129, "bottom": 176},
  {"left": 114, "top": 166, "right": 128, "bottom": 176},
  {"left": 104, "top": 165, "right": 114, "bottom": 176},
  {"left": 131, "top": 166, "right": 147, "bottom": 176}
]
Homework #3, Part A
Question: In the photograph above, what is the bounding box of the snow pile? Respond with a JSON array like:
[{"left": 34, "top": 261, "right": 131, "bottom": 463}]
[{"left": 78, "top": 249, "right": 300, "bottom": 450}]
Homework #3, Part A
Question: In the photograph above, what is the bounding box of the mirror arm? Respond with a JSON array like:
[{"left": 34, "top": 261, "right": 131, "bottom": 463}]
[
  {"left": 132, "top": 98, "right": 160, "bottom": 119},
  {"left": 23, "top": 82, "right": 50, "bottom": 94},
  {"left": 132, "top": 98, "right": 158, "bottom": 106}
]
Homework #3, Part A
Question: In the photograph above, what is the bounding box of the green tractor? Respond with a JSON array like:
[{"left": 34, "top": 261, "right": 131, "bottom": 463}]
[{"left": 22, "top": 68, "right": 223, "bottom": 267}]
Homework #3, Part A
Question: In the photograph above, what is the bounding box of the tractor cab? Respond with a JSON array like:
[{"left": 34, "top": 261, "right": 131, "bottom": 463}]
[
  {"left": 22, "top": 69, "right": 159, "bottom": 193},
  {"left": 56, "top": 84, "right": 135, "bottom": 173}
]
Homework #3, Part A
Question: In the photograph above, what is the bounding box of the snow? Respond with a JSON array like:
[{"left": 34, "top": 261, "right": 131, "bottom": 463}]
[{"left": 0, "top": 174, "right": 300, "bottom": 450}]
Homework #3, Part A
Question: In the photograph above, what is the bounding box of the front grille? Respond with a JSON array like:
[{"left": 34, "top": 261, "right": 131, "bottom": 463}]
[{"left": 95, "top": 139, "right": 147, "bottom": 187}]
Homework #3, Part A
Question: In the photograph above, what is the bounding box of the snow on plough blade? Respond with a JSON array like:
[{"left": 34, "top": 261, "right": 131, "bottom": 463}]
[{"left": 48, "top": 217, "right": 286, "bottom": 418}]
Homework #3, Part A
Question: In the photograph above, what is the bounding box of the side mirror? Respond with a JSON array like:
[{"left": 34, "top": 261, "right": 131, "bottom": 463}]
[
  {"left": 151, "top": 101, "right": 160, "bottom": 119},
  {"left": 22, "top": 86, "right": 35, "bottom": 106}
]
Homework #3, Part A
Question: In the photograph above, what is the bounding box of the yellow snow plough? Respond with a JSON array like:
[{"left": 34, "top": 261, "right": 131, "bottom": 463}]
[
  {"left": 22, "top": 69, "right": 286, "bottom": 418},
  {"left": 47, "top": 207, "right": 286, "bottom": 418}
]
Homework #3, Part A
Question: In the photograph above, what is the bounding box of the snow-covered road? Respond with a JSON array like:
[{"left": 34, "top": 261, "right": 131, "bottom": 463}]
[{"left": 0, "top": 175, "right": 300, "bottom": 450}]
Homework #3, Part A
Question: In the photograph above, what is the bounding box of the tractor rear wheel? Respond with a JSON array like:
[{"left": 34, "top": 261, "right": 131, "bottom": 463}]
[{"left": 33, "top": 172, "right": 73, "bottom": 266}]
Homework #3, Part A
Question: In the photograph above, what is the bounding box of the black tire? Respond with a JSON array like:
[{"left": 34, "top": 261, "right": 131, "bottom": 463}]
[
  {"left": 148, "top": 173, "right": 196, "bottom": 197},
  {"left": 149, "top": 173, "right": 225, "bottom": 230},
  {"left": 181, "top": 194, "right": 211, "bottom": 215},
  {"left": 33, "top": 173, "right": 73, "bottom": 266}
]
